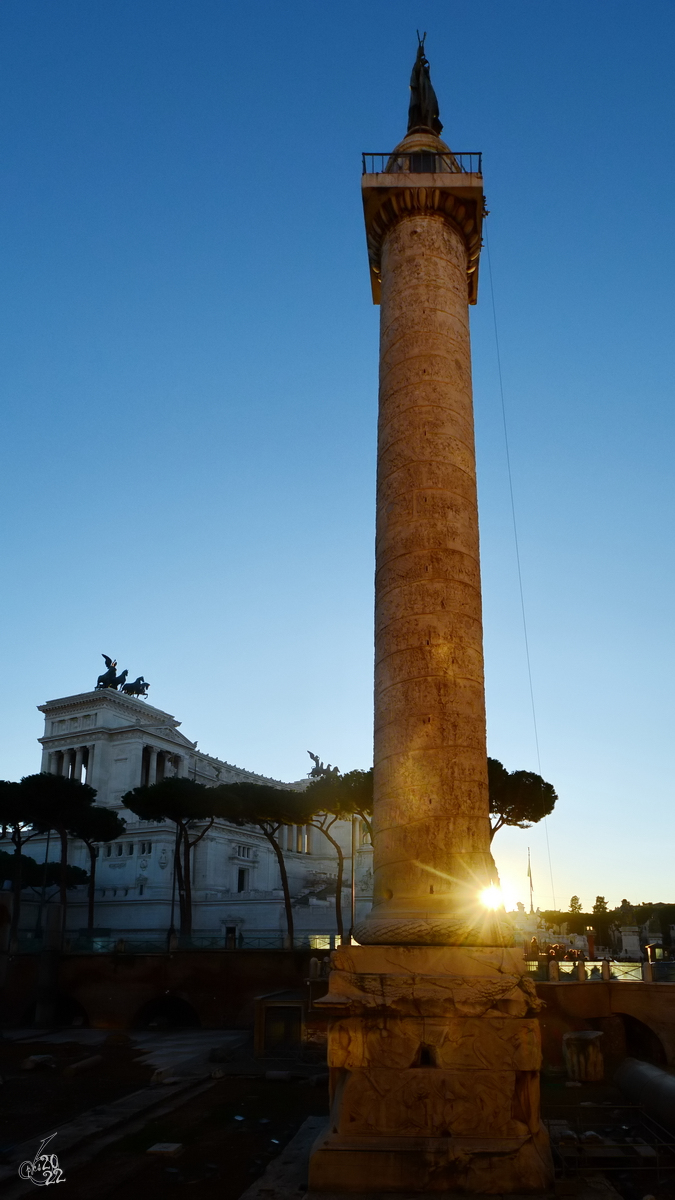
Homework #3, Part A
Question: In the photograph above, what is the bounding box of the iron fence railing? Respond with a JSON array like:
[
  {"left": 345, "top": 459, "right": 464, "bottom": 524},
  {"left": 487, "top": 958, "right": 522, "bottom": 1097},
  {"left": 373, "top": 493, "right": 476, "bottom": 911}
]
[
  {"left": 545, "top": 1103, "right": 675, "bottom": 1188},
  {"left": 608, "top": 961, "right": 644, "bottom": 981},
  {"left": 14, "top": 936, "right": 666, "bottom": 964},
  {"left": 527, "top": 958, "right": 648, "bottom": 982},
  {"left": 362, "top": 151, "right": 482, "bottom": 175},
  {"left": 11, "top": 930, "right": 343, "bottom": 954},
  {"left": 652, "top": 960, "right": 675, "bottom": 982}
]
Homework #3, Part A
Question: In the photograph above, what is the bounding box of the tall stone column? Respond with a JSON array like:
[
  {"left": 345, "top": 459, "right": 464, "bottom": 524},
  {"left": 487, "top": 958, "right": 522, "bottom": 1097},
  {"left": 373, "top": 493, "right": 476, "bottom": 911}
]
[
  {"left": 74, "top": 746, "right": 84, "bottom": 782},
  {"left": 355, "top": 179, "right": 500, "bottom": 947},
  {"left": 61, "top": 749, "right": 72, "bottom": 779},
  {"left": 148, "top": 747, "right": 158, "bottom": 786},
  {"left": 309, "top": 47, "right": 552, "bottom": 1195}
]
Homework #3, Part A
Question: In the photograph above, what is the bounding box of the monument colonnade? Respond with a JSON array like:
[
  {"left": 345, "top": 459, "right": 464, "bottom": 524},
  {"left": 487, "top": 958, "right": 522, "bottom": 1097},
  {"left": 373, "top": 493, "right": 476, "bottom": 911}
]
[{"left": 47, "top": 744, "right": 188, "bottom": 788}]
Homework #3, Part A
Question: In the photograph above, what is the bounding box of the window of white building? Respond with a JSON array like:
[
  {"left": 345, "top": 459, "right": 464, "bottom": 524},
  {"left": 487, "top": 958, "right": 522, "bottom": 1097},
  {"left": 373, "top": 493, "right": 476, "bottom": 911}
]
[
  {"left": 126, "top": 843, "right": 134, "bottom": 856},
  {"left": 236, "top": 845, "right": 251, "bottom": 859},
  {"left": 237, "top": 868, "right": 249, "bottom": 892},
  {"left": 116, "top": 844, "right": 123, "bottom": 856}
]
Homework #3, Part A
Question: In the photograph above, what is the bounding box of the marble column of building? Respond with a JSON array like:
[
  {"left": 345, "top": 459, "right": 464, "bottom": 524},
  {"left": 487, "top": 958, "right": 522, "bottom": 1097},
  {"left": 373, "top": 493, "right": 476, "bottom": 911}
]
[
  {"left": 148, "top": 747, "right": 158, "bottom": 786},
  {"left": 61, "top": 749, "right": 72, "bottom": 779},
  {"left": 86, "top": 744, "right": 95, "bottom": 788},
  {"left": 74, "top": 747, "right": 84, "bottom": 782}
]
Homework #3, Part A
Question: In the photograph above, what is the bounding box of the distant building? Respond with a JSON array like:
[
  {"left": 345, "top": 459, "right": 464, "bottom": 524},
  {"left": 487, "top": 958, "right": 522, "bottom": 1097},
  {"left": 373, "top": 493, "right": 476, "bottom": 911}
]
[
  {"left": 19, "top": 688, "right": 372, "bottom": 945},
  {"left": 507, "top": 905, "right": 591, "bottom": 957}
]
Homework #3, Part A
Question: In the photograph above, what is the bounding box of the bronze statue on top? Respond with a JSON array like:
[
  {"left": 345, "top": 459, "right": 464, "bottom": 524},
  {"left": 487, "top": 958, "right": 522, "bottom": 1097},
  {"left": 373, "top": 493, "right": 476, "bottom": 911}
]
[
  {"left": 307, "top": 751, "right": 339, "bottom": 779},
  {"left": 407, "top": 32, "right": 443, "bottom": 136},
  {"left": 96, "top": 654, "right": 121, "bottom": 689},
  {"left": 95, "top": 654, "right": 148, "bottom": 696}
]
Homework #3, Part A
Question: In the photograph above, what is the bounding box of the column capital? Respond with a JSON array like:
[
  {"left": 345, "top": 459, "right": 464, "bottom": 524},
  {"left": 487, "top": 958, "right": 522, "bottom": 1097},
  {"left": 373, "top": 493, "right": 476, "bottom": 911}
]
[{"left": 362, "top": 155, "right": 484, "bottom": 304}]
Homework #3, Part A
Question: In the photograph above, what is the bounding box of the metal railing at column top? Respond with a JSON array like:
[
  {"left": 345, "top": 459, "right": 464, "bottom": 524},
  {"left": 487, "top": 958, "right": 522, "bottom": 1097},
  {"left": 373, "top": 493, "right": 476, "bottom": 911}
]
[{"left": 362, "top": 151, "right": 482, "bottom": 175}]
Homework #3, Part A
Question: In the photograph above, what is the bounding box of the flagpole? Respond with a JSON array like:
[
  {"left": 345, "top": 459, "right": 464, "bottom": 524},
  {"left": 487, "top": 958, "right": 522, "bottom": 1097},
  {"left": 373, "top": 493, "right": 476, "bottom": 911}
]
[{"left": 527, "top": 847, "right": 534, "bottom": 915}]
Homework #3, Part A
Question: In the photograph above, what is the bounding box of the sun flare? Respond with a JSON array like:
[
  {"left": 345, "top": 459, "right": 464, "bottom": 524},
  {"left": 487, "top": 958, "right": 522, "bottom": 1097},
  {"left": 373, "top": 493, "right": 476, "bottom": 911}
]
[{"left": 479, "top": 884, "right": 504, "bottom": 910}]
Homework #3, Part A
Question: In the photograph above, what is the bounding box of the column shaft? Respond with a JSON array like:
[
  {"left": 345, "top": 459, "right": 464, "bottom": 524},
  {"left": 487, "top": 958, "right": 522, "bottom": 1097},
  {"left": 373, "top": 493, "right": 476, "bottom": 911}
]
[{"left": 358, "top": 211, "right": 501, "bottom": 945}]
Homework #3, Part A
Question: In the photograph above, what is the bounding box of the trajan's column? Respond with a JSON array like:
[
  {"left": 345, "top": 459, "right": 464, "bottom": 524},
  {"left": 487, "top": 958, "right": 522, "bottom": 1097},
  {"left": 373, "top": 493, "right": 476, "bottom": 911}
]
[{"left": 309, "top": 42, "right": 553, "bottom": 1194}]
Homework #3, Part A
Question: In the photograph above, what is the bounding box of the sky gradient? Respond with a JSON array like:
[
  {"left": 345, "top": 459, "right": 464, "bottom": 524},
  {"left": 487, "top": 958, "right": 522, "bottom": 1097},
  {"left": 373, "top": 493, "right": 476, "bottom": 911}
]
[{"left": 1, "top": 2, "right": 674, "bottom": 913}]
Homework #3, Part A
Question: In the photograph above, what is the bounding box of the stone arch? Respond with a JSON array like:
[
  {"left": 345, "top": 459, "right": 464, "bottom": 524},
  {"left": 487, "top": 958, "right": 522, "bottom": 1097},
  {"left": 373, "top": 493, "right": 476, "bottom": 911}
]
[
  {"left": 620, "top": 1014, "right": 667, "bottom": 1067},
  {"left": 132, "top": 994, "right": 201, "bottom": 1030},
  {"left": 21, "top": 993, "right": 89, "bottom": 1028}
]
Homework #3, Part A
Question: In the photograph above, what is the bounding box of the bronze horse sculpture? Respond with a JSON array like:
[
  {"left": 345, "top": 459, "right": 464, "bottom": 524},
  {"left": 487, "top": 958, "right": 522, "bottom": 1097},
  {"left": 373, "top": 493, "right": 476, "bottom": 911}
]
[
  {"left": 96, "top": 654, "right": 129, "bottom": 690},
  {"left": 121, "top": 676, "right": 150, "bottom": 698}
]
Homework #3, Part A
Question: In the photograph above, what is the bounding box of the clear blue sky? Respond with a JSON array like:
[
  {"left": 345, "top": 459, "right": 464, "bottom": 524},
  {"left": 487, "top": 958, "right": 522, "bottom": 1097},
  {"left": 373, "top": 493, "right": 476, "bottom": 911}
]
[{"left": 2, "top": 2, "right": 674, "bottom": 912}]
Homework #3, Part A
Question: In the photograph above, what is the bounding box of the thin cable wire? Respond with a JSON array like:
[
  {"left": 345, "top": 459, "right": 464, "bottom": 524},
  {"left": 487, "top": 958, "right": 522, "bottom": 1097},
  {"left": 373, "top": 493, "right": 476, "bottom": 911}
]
[{"left": 484, "top": 219, "right": 557, "bottom": 911}]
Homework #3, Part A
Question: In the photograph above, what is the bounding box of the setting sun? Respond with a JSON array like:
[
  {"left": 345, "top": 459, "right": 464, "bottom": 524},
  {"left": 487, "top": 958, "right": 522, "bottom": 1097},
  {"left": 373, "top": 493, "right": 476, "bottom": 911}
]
[{"left": 480, "top": 885, "right": 505, "bottom": 910}]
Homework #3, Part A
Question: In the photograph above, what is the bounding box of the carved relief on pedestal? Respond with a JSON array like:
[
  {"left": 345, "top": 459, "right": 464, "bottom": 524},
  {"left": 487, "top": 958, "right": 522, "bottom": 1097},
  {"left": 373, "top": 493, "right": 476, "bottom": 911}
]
[
  {"left": 320, "top": 966, "right": 543, "bottom": 1019},
  {"left": 333, "top": 1066, "right": 529, "bottom": 1139},
  {"left": 329, "top": 1015, "right": 542, "bottom": 1073}
]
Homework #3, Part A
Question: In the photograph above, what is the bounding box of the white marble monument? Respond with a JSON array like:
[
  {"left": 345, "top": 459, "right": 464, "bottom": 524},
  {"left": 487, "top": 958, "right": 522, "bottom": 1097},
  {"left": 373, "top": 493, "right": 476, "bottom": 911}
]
[{"left": 16, "top": 687, "right": 372, "bottom": 944}]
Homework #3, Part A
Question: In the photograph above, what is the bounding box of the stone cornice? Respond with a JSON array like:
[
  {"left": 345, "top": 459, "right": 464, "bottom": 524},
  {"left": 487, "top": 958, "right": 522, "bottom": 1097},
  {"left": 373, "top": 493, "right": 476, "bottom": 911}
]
[
  {"left": 39, "top": 727, "right": 192, "bottom": 751},
  {"left": 38, "top": 689, "right": 180, "bottom": 725},
  {"left": 361, "top": 174, "right": 484, "bottom": 304}
]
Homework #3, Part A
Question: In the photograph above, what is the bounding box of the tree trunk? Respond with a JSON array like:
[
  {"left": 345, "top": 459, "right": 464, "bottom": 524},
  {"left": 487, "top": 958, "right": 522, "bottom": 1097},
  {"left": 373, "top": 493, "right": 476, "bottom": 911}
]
[
  {"left": 317, "top": 825, "right": 345, "bottom": 943},
  {"left": 180, "top": 819, "right": 213, "bottom": 941},
  {"left": 259, "top": 823, "right": 293, "bottom": 948},
  {"left": 58, "top": 828, "right": 68, "bottom": 937},
  {"left": 182, "top": 823, "right": 193, "bottom": 936},
  {"left": 357, "top": 811, "right": 373, "bottom": 844},
  {"left": 86, "top": 843, "right": 96, "bottom": 931},
  {"left": 174, "top": 828, "right": 187, "bottom": 935},
  {"left": 10, "top": 837, "right": 22, "bottom": 942}
]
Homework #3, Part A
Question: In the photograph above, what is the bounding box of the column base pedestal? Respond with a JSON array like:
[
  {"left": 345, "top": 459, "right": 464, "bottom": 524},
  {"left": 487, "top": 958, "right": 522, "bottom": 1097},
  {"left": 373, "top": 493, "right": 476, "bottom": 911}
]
[
  {"left": 309, "top": 1128, "right": 552, "bottom": 1195},
  {"left": 308, "top": 945, "right": 553, "bottom": 1195}
]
